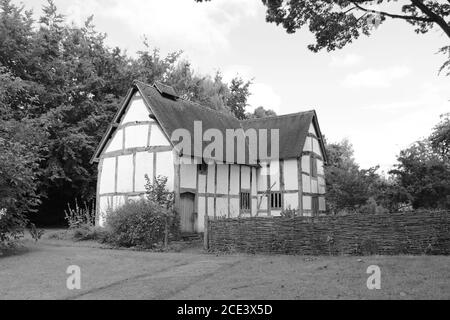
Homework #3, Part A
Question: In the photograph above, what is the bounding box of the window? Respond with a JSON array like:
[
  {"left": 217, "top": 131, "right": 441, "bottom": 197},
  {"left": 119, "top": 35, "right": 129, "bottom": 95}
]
[
  {"left": 310, "top": 155, "right": 318, "bottom": 178},
  {"left": 270, "top": 192, "right": 282, "bottom": 209},
  {"left": 240, "top": 192, "right": 250, "bottom": 211}
]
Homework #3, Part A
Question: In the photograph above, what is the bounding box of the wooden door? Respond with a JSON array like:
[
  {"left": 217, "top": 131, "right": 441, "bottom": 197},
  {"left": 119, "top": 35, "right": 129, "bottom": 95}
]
[{"left": 180, "top": 192, "right": 195, "bottom": 232}]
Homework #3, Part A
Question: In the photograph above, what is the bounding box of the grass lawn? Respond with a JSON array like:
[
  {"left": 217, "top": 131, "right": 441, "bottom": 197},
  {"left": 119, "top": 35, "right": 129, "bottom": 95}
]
[{"left": 0, "top": 233, "right": 449, "bottom": 299}]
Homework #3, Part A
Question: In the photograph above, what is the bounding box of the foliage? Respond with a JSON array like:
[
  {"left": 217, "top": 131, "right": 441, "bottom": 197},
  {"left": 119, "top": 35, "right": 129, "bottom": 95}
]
[
  {"left": 280, "top": 206, "right": 297, "bottom": 218},
  {"left": 104, "top": 175, "right": 179, "bottom": 248},
  {"left": 104, "top": 199, "right": 175, "bottom": 248},
  {"left": 64, "top": 199, "right": 95, "bottom": 229},
  {"left": 144, "top": 175, "right": 175, "bottom": 210},
  {"left": 0, "top": 0, "right": 275, "bottom": 227},
  {"left": 227, "top": 77, "right": 252, "bottom": 120},
  {"left": 246, "top": 106, "right": 277, "bottom": 119},
  {"left": 390, "top": 139, "right": 450, "bottom": 210},
  {"left": 197, "top": 0, "right": 450, "bottom": 73}
]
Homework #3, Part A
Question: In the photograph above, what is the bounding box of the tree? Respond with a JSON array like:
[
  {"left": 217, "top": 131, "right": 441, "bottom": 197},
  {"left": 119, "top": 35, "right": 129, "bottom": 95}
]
[
  {"left": 196, "top": 0, "right": 450, "bottom": 73},
  {"left": 227, "top": 76, "right": 252, "bottom": 120},
  {"left": 246, "top": 106, "right": 277, "bottom": 119},
  {"left": 430, "top": 113, "right": 450, "bottom": 160},
  {"left": 390, "top": 139, "right": 450, "bottom": 210},
  {"left": 0, "top": 0, "right": 258, "bottom": 228}
]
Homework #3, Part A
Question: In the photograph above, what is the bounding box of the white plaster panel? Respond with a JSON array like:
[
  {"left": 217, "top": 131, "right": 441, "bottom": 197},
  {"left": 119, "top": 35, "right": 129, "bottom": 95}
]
[
  {"left": 229, "top": 165, "right": 240, "bottom": 195},
  {"left": 99, "top": 157, "right": 116, "bottom": 194},
  {"left": 269, "top": 160, "right": 280, "bottom": 191},
  {"left": 271, "top": 210, "right": 281, "bottom": 217},
  {"left": 208, "top": 197, "right": 215, "bottom": 217},
  {"left": 312, "top": 138, "right": 321, "bottom": 156},
  {"left": 284, "top": 193, "right": 298, "bottom": 211},
  {"left": 311, "top": 178, "right": 319, "bottom": 194},
  {"left": 303, "top": 137, "right": 312, "bottom": 152},
  {"left": 105, "top": 129, "right": 123, "bottom": 153},
  {"left": 150, "top": 124, "right": 170, "bottom": 146},
  {"left": 240, "top": 166, "right": 250, "bottom": 190},
  {"left": 301, "top": 155, "right": 310, "bottom": 174},
  {"left": 302, "top": 174, "right": 311, "bottom": 193},
  {"left": 120, "top": 93, "right": 151, "bottom": 124},
  {"left": 180, "top": 163, "right": 197, "bottom": 189},
  {"left": 216, "top": 198, "right": 228, "bottom": 218},
  {"left": 230, "top": 198, "right": 239, "bottom": 218},
  {"left": 117, "top": 154, "right": 133, "bottom": 193},
  {"left": 251, "top": 167, "right": 257, "bottom": 195},
  {"left": 317, "top": 159, "right": 324, "bottom": 175},
  {"left": 124, "top": 125, "right": 149, "bottom": 149},
  {"left": 134, "top": 152, "right": 153, "bottom": 192},
  {"left": 156, "top": 151, "right": 174, "bottom": 191},
  {"left": 259, "top": 195, "right": 268, "bottom": 210},
  {"left": 283, "top": 159, "right": 298, "bottom": 191},
  {"left": 207, "top": 164, "right": 215, "bottom": 193},
  {"left": 257, "top": 167, "right": 267, "bottom": 191},
  {"left": 216, "top": 165, "right": 229, "bottom": 195},
  {"left": 198, "top": 174, "right": 206, "bottom": 193},
  {"left": 303, "top": 196, "right": 312, "bottom": 211}
]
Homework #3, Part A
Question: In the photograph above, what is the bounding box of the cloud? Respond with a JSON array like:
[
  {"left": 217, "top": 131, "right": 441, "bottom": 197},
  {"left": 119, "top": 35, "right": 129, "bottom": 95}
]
[
  {"left": 329, "top": 54, "right": 363, "bottom": 67},
  {"left": 342, "top": 66, "right": 411, "bottom": 88},
  {"left": 247, "top": 83, "right": 282, "bottom": 114},
  {"left": 62, "top": 0, "right": 258, "bottom": 59},
  {"left": 222, "top": 65, "right": 254, "bottom": 83}
]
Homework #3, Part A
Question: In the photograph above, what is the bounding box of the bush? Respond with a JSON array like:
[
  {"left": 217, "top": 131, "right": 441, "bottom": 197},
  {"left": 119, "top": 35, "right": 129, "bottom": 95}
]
[
  {"left": 64, "top": 200, "right": 95, "bottom": 229},
  {"left": 105, "top": 199, "right": 178, "bottom": 248}
]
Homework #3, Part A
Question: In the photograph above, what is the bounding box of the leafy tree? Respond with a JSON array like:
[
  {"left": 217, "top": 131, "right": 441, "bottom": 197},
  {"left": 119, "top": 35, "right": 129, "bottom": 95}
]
[
  {"left": 430, "top": 113, "right": 450, "bottom": 160},
  {"left": 246, "top": 105, "right": 277, "bottom": 119},
  {"left": 196, "top": 0, "right": 450, "bottom": 73},
  {"left": 390, "top": 139, "right": 450, "bottom": 209},
  {"left": 227, "top": 76, "right": 252, "bottom": 120},
  {"left": 0, "top": 0, "right": 260, "bottom": 228}
]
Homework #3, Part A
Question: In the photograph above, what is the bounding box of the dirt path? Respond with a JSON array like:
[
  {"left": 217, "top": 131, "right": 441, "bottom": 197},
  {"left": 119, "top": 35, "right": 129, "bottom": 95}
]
[{"left": 1, "top": 239, "right": 449, "bottom": 299}]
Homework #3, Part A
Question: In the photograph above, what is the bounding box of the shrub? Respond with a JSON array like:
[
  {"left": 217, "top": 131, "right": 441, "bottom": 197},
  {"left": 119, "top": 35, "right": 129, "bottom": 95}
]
[
  {"left": 105, "top": 199, "right": 178, "bottom": 248},
  {"left": 64, "top": 200, "right": 95, "bottom": 229}
]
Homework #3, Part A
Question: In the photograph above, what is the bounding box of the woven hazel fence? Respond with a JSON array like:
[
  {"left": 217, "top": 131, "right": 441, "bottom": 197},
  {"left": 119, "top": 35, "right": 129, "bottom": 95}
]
[{"left": 206, "top": 211, "right": 450, "bottom": 255}]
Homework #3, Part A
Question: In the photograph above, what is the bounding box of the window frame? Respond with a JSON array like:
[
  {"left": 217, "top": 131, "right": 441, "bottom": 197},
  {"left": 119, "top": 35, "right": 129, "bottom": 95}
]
[
  {"left": 270, "top": 191, "right": 282, "bottom": 209},
  {"left": 240, "top": 191, "right": 251, "bottom": 212}
]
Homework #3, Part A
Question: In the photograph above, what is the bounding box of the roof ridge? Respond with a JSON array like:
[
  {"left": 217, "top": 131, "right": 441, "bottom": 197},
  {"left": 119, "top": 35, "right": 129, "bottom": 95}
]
[
  {"left": 134, "top": 80, "right": 239, "bottom": 124},
  {"left": 241, "top": 110, "right": 315, "bottom": 122}
]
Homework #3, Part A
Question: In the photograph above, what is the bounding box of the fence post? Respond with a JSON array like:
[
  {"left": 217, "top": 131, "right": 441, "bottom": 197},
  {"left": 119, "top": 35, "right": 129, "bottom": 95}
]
[{"left": 204, "top": 214, "right": 209, "bottom": 251}]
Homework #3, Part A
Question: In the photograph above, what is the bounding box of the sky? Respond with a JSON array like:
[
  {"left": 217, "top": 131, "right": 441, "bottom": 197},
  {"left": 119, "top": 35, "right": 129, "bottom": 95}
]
[{"left": 22, "top": 0, "right": 450, "bottom": 172}]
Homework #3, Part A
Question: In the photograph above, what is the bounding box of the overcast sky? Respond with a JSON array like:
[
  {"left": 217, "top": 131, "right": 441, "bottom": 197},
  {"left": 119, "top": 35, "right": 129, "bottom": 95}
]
[{"left": 23, "top": 0, "right": 450, "bottom": 172}]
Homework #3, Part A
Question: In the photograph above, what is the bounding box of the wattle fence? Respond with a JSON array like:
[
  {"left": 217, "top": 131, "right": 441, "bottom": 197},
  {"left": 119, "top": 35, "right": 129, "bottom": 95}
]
[{"left": 204, "top": 211, "right": 450, "bottom": 255}]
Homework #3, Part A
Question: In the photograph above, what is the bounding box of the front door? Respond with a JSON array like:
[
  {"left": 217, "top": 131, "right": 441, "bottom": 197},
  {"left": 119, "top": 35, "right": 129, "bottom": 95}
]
[{"left": 180, "top": 192, "right": 195, "bottom": 232}]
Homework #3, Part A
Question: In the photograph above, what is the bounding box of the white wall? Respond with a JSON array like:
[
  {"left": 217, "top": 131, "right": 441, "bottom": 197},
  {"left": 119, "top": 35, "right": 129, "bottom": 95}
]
[
  {"left": 283, "top": 159, "right": 298, "bottom": 191},
  {"left": 156, "top": 151, "right": 174, "bottom": 191},
  {"left": 134, "top": 152, "right": 153, "bottom": 192},
  {"left": 125, "top": 125, "right": 148, "bottom": 149},
  {"left": 105, "top": 129, "right": 123, "bottom": 153},
  {"left": 180, "top": 163, "right": 196, "bottom": 189},
  {"left": 120, "top": 92, "right": 150, "bottom": 124},
  {"left": 216, "top": 165, "right": 229, "bottom": 195}
]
